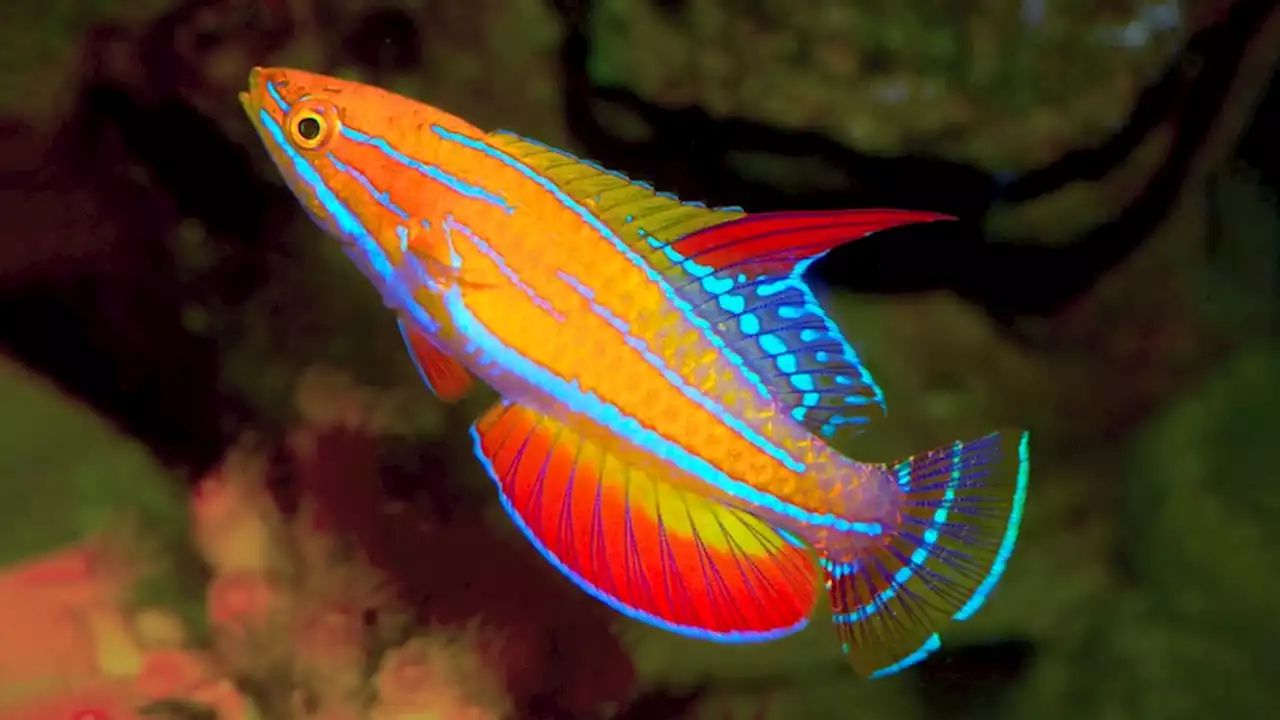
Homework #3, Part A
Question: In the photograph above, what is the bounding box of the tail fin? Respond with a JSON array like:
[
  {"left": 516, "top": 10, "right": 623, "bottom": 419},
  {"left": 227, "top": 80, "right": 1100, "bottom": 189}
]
[{"left": 821, "top": 430, "right": 1030, "bottom": 678}]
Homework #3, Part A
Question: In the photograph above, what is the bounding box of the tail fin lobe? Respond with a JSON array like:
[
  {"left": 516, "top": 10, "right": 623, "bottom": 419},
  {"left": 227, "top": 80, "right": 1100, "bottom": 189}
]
[{"left": 821, "top": 430, "right": 1030, "bottom": 677}]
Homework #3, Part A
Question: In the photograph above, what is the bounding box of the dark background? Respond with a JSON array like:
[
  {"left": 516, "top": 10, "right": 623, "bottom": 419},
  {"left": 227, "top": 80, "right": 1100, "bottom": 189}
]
[{"left": 0, "top": 0, "right": 1277, "bottom": 718}]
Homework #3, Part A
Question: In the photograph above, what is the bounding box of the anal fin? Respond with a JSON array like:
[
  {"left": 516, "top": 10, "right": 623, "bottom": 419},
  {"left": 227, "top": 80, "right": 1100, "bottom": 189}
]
[
  {"left": 471, "top": 400, "right": 819, "bottom": 640},
  {"left": 398, "top": 318, "right": 472, "bottom": 402}
]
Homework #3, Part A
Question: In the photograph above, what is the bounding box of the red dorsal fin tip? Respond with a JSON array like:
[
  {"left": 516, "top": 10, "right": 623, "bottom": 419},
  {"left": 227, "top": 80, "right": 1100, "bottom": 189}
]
[{"left": 667, "top": 208, "right": 955, "bottom": 276}]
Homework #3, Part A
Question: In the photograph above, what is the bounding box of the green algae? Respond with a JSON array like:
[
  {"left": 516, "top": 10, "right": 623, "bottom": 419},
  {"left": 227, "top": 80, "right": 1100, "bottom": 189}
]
[{"left": 0, "top": 355, "right": 185, "bottom": 565}]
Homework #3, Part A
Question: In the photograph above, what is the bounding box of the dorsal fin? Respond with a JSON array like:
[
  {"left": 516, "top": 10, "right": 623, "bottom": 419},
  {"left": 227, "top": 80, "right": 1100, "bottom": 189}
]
[
  {"left": 484, "top": 131, "right": 952, "bottom": 436},
  {"left": 485, "top": 130, "right": 746, "bottom": 273},
  {"left": 653, "top": 209, "right": 952, "bottom": 278},
  {"left": 645, "top": 210, "right": 951, "bottom": 437}
]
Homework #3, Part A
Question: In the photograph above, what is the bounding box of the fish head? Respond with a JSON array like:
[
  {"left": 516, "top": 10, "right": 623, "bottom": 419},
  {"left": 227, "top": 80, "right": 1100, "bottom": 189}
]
[{"left": 239, "top": 67, "right": 484, "bottom": 297}]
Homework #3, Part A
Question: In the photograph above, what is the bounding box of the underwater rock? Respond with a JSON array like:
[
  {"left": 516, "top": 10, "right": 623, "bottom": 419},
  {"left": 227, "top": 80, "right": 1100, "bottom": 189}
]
[
  {"left": 587, "top": 0, "right": 1185, "bottom": 168},
  {"left": 371, "top": 630, "right": 512, "bottom": 720}
]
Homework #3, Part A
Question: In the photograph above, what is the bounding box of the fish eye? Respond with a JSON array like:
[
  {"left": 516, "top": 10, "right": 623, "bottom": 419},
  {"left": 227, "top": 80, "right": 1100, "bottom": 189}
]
[
  {"left": 297, "top": 115, "right": 321, "bottom": 140},
  {"left": 284, "top": 103, "right": 338, "bottom": 151}
]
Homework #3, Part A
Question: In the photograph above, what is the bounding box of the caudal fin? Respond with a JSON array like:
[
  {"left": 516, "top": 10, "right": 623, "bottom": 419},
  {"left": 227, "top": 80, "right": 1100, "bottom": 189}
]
[{"left": 821, "top": 430, "right": 1030, "bottom": 678}]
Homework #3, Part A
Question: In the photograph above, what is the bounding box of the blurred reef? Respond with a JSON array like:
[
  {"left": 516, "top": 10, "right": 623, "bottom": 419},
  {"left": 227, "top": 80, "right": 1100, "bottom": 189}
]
[{"left": 0, "top": 0, "right": 1278, "bottom": 718}]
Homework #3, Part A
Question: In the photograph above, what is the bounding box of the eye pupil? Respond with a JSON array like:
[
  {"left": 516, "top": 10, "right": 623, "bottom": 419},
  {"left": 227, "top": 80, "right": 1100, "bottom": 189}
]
[{"left": 297, "top": 116, "right": 322, "bottom": 141}]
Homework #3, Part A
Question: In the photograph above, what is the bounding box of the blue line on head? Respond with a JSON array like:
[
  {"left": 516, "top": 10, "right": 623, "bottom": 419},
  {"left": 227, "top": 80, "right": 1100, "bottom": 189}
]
[
  {"left": 254, "top": 106, "right": 437, "bottom": 335},
  {"left": 265, "top": 81, "right": 288, "bottom": 113},
  {"left": 340, "top": 127, "right": 514, "bottom": 213}
]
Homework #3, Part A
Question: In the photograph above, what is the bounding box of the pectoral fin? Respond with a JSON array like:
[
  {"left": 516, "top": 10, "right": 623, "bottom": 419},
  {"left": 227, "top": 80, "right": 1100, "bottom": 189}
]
[{"left": 397, "top": 318, "right": 472, "bottom": 402}]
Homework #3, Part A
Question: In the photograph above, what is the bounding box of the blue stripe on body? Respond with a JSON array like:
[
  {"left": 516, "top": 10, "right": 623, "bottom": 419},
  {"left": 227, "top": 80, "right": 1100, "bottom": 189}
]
[
  {"left": 428, "top": 126, "right": 819, "bottom": 476},
  {"left": 443, "top": 215, "right": 564, "bottom": 321},
  {"left": 429, "top": 126, "right": 779, "bottom": 407},
  {"left": 556, "top": 270, "right": 803, "bottom": 474},
  {"left": 441, "top": 284, "right": 880, "bottom": 536}
]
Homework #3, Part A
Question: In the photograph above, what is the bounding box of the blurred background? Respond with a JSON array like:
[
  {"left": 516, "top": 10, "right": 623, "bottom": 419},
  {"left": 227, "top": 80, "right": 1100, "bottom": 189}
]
[{"left": 0, "top": 0, "right": 1277, "bottom": 717}]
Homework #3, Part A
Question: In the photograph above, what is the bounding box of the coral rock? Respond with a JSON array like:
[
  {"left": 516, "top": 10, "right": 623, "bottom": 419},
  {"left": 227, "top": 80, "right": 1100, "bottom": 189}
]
[
  {"left": 293, "top": 603, "right": 368, "bottom": 702},
  {"left": 192, "top": 447, "right": 282, "bottom": 574},
  {"left": 130, "top": 607, "right": 188, "bottom": 650},
  {"left": 207, "top": 571, "right": 285, "bottom": 634},
  {"left": 373, "top": 633, "right": 510, "bottom": 720},
  {"left": 133, "top": 649, "right": 218, "bottom": 702},
  {"left": 81, "top": 607, "right": 144, "bottom": 679},
  {"left": 189, "top": 679, "right": 262, "bottom": 720}
]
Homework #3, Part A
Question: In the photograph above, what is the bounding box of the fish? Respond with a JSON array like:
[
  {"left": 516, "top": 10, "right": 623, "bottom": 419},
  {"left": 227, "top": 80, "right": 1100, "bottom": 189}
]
[{"left": 239, "top": 67, "right": 1030, "bottom": 678}]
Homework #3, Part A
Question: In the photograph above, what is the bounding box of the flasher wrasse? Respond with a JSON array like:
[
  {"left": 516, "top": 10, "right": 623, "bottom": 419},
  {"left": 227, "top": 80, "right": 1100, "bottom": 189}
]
[{"left": 240, "top": 67, "right": 1030, "bottom": 678}]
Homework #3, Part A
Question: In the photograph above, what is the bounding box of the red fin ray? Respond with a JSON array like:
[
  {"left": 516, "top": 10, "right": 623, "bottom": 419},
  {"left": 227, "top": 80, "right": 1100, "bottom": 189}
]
[
  {"left": 397, "top": 318, "right": 472, "bottom": 402},
  {"left": 660, "top": 209, "right": 953, "bottom": 277},
  {"left": 470, "top": 400, "right": 820, "bottom": 640}
]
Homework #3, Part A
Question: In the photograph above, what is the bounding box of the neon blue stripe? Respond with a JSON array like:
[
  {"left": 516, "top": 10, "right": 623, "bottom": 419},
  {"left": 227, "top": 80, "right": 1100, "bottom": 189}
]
[
  {"left": 641, "top": 237, "right": 886, "bottom": 428},
  {"left": 265, "top": 82, "right": 288, "bottom": 113},
  {"left": 255, "top": 107, "right": 437, "bottom": 336},
  {"left": 868, "top": 633, "right": 941, "bottom": 678},
  {"left": 340, "top": 127, "right": 514, "bottom": 212},
  {"left": 429, "top": 125, "right": 778, "bottom": 406},
  {"left": 327, "top": 153, "right": 410, "bottom": 220},
  {"left": 442, "top": 285, "right": 879, "bottom": 535},
  {"left": 953, "top": 431, "right": 1031, "bottom": 620},
  {"left": 790, "top": 254, "right": 886, "bottom": 410},
  {"left": 556, "top": 270, "right": 804, "bottom": 474},
  {"left": 443, "top": 216, "right": 564, "bottom": 321}
]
